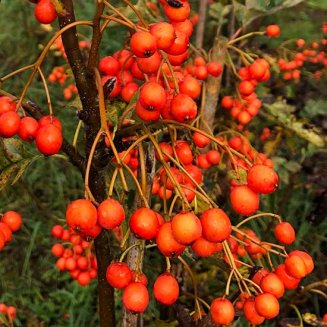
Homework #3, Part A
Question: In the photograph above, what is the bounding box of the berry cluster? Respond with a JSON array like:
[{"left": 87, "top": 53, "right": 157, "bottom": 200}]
[
  {"left": 221, "top": 58, "right": 270, "bottom": 126},
  {"left": 0, "top": 303, "right": 17, "bottom": 322},
  {"left": 278, "top": 37, "right": 327, "bottom": 81},
  {"left": 51, "top": 225, "right": 98, "bottom": 286},
  {"left": 0, "top": 96, "right": 63, "bottom": 155},
  {"left": 0, "top": 211, "right": 23, "bottom": 251}
]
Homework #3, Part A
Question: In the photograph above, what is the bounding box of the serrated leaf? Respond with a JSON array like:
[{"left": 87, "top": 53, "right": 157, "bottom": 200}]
[{"left": 0, "top": 158, "right": 34, "bottom": 191}]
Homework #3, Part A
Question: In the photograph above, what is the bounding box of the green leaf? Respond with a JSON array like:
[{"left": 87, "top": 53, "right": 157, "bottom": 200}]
[
  {"left": 234, "top": 0, "right": 304, "bottom": 26},
  {"left": 263, "top": 101, "right": 326, "bottom": 147},
  {"left": 301, "top": 99, "right": 327, "bottom": 119},
  {"left": 0, "top": 138, "right": 25, "bottom": 162},
  {"left": 0, "top": 158, "right": 34, "bottom": 191}
]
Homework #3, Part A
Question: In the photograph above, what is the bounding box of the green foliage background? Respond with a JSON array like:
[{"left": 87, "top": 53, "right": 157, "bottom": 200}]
[{"left": 0, "top": 1, "right": 326, "bottom": 326}]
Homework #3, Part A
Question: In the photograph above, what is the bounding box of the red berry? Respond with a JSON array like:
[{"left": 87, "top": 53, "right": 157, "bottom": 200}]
[
  {"left": 0, "top": 111, "right": 20, "bottom": 137},
  {"left": 51, "top": 243, "right": 64, "bottom": 257},
  {"left": 207, "top": 62, "right": 222, "bottom": 77},
  {"left": 153, "top": 273, "right": 179, "bottom": 305},
  {"left": 129, "top": 208, "right": 159, "bottom": 240},
  {"left": 97, "top": 198, "right": 125, "bottom": 230},
  {"left": 260, "top": 273, "right": 285, "bottom": 298},
  {"left": 266, "top": 25, "right": 281, "bottom": 37},
  {"left": 66, "top": 199, "right": 97, "bottom": 232},
  {"left": 247, "top": 165, "right": 278, "bottom": 194},
  {"left": 170, "top": 94, "right": 197, "bottom": 123},
  {"left": 122, "top": 282, "right": 149, "bottom": 313},
  {"left": 2, "top": 211, "right": 22, "bottom": 232},
  {"left": 274, "top": 222, "right": 295, "bottom": 244},
  {"left": 254, "top": 293, "right": 279, "bottom": 319},
  {"left": 77, "top": 271, "right": 91, "bottom": 286},
  {"left": 150, "top": 22, "right": 175, "bottom": 50},
  {"left": 243, "top": 298, "right": 265, "bottom": 325},
  {"left": 18, "top": 116, "right": 39, "bottom": 142},
  {"left": 130, "top": 31, "right": 157, "bottom": 58},
  {"left": 210, "top": 298, "right": 235, "bottom": 325},
  {"left": 106, "top": 262, "right": 132, "bottom": 289},
  {"left": 230, "top": 185, "right": 259, "bottom": 216},
  {"left": 275, "top": 264, "right": 300, "bottom": 290},
  {"left": 34, "top": 0, "right": 57, "bottom": 24},
  {"left": 99, "top": 56, "right": 120, "bottom": 76},
  {"left": 171, "top": 212, "right": 202, "bottom": 245},
  {"left": 200, "top": 208, "right": 231, "bottom": 242},
  {"left": 35, "top": 124, "right": 62, "bottom": 155},
  {"left": 156, "top": 222, "right": 185, "bottom": 257},
  {"left": 0, "top": 96, "right": 16, "bottom": 115}
]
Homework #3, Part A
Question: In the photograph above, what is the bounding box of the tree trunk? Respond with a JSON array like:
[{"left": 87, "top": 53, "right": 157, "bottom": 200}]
[{"left": 58, "top": 1, "right": 115, "bottom": 326}]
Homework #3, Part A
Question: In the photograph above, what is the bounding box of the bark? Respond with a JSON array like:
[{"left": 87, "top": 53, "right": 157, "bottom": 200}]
[
  {"left": 202, "top": 37, "right": 228, "bottom": 131},
  {"left": 58, "top": 1, "right": 115, "bottom": 326},
  {"left": 121, "top": 144, "right": 156, "bottom": 327},
  {"left": 195, "top": 0, "right": 207, "bottom": 48}
]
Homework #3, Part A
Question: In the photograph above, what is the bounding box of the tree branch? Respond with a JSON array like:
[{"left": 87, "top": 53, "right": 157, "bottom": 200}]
[
  {"left": 87, "top": 1, "right": 105, "bottom": 70},
  {"left": 195, "top": 0, "right": 207, "bottom": 48},
  {"left": 58, "top": 2, "right": 115, "bottom": 326}
]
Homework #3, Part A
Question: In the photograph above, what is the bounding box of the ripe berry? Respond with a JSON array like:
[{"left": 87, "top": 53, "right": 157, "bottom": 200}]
[
  {"left": 221, "top": 96, "right": 234, "bottom": 109},
  {"left": 131, "top": 270, "right": 148, "bottom": 286},
  {"left": 207, "top": 62, "right": 222, "bottom": 77},
  {"left": 230, "top": 185, "right": 259, "bottom": 215},
  {"left": 274, "top": 222, "right": 295, "bottom": 244},
  {"left": 2, "top": 211, "right": 22, "bottom": 232},
  {"left": 210, "top": 298, "right": 235, "bottom": 325},
  {"left": 200, "top": 208, "right": 231, "bottom": 242},
  {"left": 18, "top": 117, "right": 39, "bottom": 142},
  {"left": 153, "top": 273, "right": 179, "bottom": 305},
  {"left": 35, "top": 124, "right": 63, "bottom": 155},
  {"left": 247, "top": 165, "right": 279, "bottom": 194},
  {"left": 191, "top": 237, "right": 218, "bottom": 257},
  {"left": 174, "top": 140, "right": 194, "bottom": 165},
  {"left": 206, "top": 150, "right": 221, "bottom": 165},
  {"left": 260, "top": 273, "right": 285, "bottom": 298},
  {"left": 139, "top": 82, "right": 166, "bottom": 111},
  {"left": 156, "top": 222, "right": 185, "bottom": 257},
  {"left": 129, "top": 208, "right": 159, "bottom": 240},
  {"left": 243, "top": 298, "right": 265, "bottom": 325},
  {"left": 179, "top": 76, "right": 201, "bottom": 99},
  {"left": 51, "top": 225, "right": 64, "bottom": 238},
  {"left": 136, "top": 100, "right": 160, "bottom": 122},
  {"left": 38, "top": 115, "right": 62, "bottom": 131},
  {"left": 6, "top": 306, "right": 16, "bottom": 320},
  {"left": 150, "top": 22, "right": 175, "bottom": 50},
  {"left": 99, "top": 56, "right": 120, "bottom": 76},
  {"left": 77, "top": 271, "right": 91, "bottom": 286},
  {"left": 51, "top": 243, "right": 64, "bottom": 257},
  {"left": 266, "top": 25, "right": 281, "bottom": 37},
  {"left": 155, "top": 142, "right": 173, "bottom": 162},
  {"left": 66, "top": 199, "right": 97, "bottom": 232},
  {"left": 122, "top": 282, "right": 149, "bottom": 313},
  {"left": 254, "top": 293, "right": 279, "bottom": 319},
  {"left": 252, "top": 268, "right": 269, "bottom": 285},
  {"left": 34, "top": 0, "right": 57, "bottom": 24},
  {"left": 97, "top": 198, "right": 125, "bottom": 230},
  {"left": 275, "top": 264, "right": 300, "bottom": 290},
  {"left": 163, "top": 2, "right": 190, "bottom": 22},
  {"left": 136, "top": 51, "right": 162, "bottom": 74},
  {"left": 130, "top": 31, "right": 157, "bottom": 58},
  {"left": 121, "top": 82, "right": 139, "bottom": 103},
  {"left": 170, "top": 94, "right": 197, "bottom": 123},
  {"left": 172, "top": 19, "right": 193, "bottom": 37},
  {"left": 0, "top": 111, "right": 20, "bottom": 137},
  {"left": 171, "top": 212, "right": 202, "bottom": 245},
  {"left": 165, "top": 31, "right": 189, "bottom": 56},
  {"left": 239, "top": 80, "right": 255, "bottom": 96},
  {"left": 0, "top": 96, "right": 16, "bottom": 115},
  {"left": 289, "top": 250, "right": 314, "bottom": 274},
  {"left": 106, "top": 262, "right": 132, "bottom": 289},
  {"left": 192, "top": 132, "right": 210, "bottom": 148}
]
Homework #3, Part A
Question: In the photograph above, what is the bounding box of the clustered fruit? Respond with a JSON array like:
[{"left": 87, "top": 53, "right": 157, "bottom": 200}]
[
  {"left": 0, "top": 303, "right": 17, "bottom": 322},
  {"left": 221, "top": 58, "right": 270, "bottom": 126},
  {"left": 0, "top": 96, "right": 63, "bottom": 155},
  {"left": 51, "top": 224, "right": 98, "bottom": 286},
  {"left": 0, "top": 211, "right": 23, "bottom": 251},
  {"left": 278, "top": 36, "right": 327, "bottom": 81}
]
